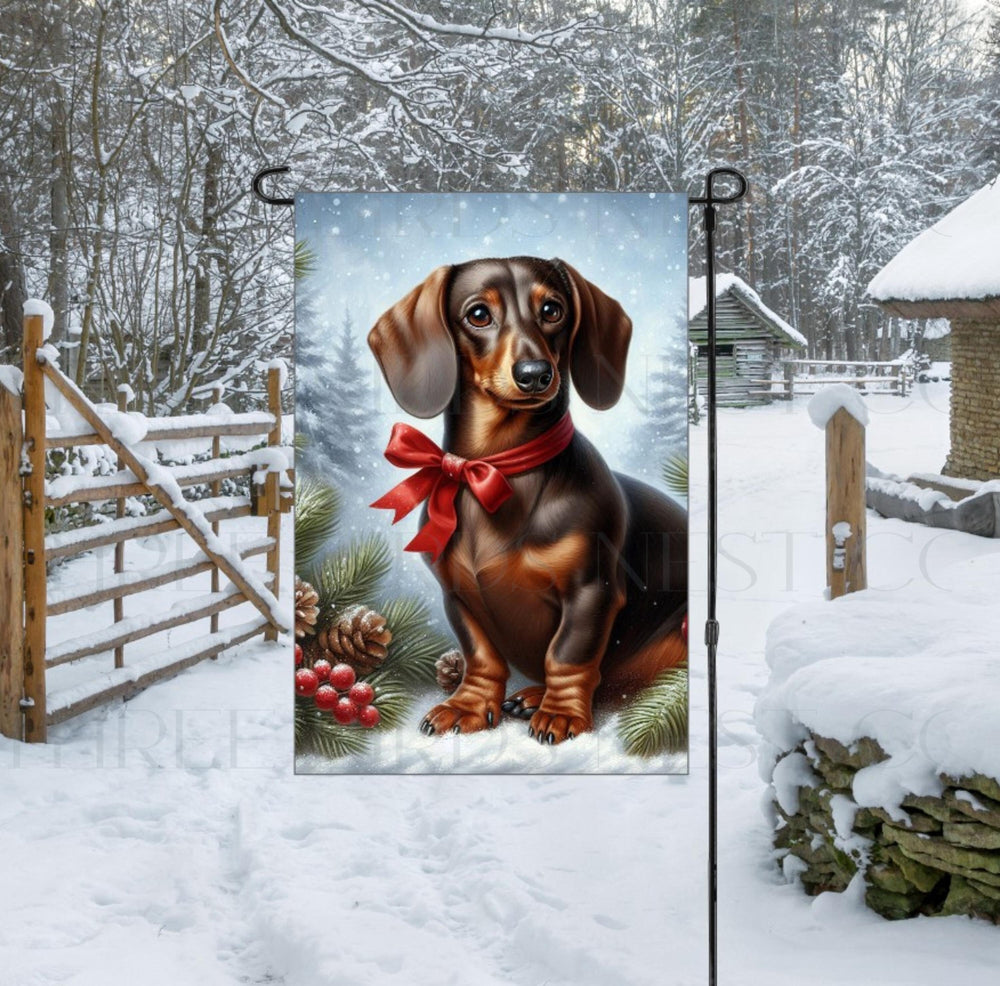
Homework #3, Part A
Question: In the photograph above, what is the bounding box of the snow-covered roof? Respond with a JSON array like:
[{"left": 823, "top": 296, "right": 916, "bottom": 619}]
[
  {"left": 689, "top": 273, "right": 806, "bottom": 347},
  {"left": 868, "top": 175, "right": 1000, "bottom": 304}
]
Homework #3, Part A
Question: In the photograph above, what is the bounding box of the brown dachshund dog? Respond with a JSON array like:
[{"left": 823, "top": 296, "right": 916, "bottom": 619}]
[{"left": 369, "top": 257, "right": 687, "bottom": 745}]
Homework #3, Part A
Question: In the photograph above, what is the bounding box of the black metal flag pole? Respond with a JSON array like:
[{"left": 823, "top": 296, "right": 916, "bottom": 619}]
[{"left": 690, "top": 167, "right": 748, "bottom": 986}]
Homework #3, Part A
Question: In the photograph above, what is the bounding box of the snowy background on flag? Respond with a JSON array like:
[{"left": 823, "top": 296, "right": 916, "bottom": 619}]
[{"left": 295, "top": 191, "right": 688, "bottom": 478}]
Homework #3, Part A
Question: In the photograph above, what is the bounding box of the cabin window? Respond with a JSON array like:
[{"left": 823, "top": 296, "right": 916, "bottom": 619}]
[{"left": 697, "top": 344, "right": 734, "bottom": 357}]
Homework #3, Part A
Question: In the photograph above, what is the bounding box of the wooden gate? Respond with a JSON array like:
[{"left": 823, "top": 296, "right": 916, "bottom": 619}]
[{"left": 0, "top": 314, "right": 292, "bottom": 742}]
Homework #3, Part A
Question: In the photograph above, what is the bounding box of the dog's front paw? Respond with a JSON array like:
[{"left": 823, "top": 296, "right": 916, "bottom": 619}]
[
  {"left": 528, "top": 702, "right": 592, "bottom": 745},
  {"left": 420, "top": 694, "right": 502, "bottom": 736},
  {"left": 501, "top": 685, "right": 545, "bottom": 721}
]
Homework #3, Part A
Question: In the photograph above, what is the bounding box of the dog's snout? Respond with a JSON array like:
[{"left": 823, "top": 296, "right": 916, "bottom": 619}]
[{"left": 512, "top": 360, "right": 553, "bottom": 394}]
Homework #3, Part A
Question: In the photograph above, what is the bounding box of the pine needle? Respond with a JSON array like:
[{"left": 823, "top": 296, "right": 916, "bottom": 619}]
[
  {"left": 361, "top": 677, "right": 415, "bottom": 731},
  {"left": 294, "top": 240, "right": 318, "bottom": 281},
  {"left": 295, "top": 703, "right": 371, "bottom": 759},
  {"left": 317, "top": 533, "right": 393, "bottom": 617},
  {"left": 294, "top": 477, "right": 341, "bottom": 572},
  {"left": 617, "top": 664, "right": 688, "bottom": 757},
  {"left": 377, "top": 596, "right": 454, "bottom": 687},
  {"left": 661, "top": 454, "right": 688, "bottom": 496}
]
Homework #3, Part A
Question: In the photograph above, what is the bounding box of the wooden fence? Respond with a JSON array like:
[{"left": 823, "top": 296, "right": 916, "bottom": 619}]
[
  {"left": 751, "top": 358, "right": 911, "bottom": 401},
  {"left": 0, "top": 314, "right": 292, "bottom": 742}
]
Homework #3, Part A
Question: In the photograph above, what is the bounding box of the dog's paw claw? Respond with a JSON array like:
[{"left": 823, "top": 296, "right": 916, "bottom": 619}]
[
  {"left": 420, "top": 697, "right": 501, "bottom": 736},
  {"left": 528, "top": 708, "right": 591, "bottom": 745}
]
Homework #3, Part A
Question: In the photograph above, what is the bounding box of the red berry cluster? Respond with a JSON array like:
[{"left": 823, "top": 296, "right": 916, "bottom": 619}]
[{"left": 294, "top": 644, "right": 380, "bottom": 728}]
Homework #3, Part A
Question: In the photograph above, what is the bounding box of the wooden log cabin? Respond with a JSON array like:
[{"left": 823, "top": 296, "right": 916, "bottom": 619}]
[{"left": 689, "top": 274, "right": 806, "bottom": 406}]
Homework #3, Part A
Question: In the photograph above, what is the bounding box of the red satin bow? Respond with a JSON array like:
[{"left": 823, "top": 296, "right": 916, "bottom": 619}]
[{"left": 371, "top": 413, "right": 575, "bottom": 560}]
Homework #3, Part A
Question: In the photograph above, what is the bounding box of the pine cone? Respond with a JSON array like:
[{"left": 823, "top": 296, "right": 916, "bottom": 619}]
[
  {"left": 300, "top": 633, "right": 326, "bottom": 668},
  {"left": 319, "top": 605, "right": 392, "bottom": 675},
  {"left": 295, "top": 577, "right": 320, "bottom": 638},
  {"left": 435, "top": 649, "right": 465, "bottom": 694}
]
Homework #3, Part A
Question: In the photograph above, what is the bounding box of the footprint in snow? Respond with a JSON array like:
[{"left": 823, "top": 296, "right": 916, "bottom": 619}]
[{"left": 592, "top": 913, "right": 628, "bottom": 930}]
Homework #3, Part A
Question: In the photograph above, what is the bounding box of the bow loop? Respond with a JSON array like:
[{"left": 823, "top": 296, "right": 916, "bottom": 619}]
[{"left": 371, "top": 413, "right": 574, "bottom": 561}]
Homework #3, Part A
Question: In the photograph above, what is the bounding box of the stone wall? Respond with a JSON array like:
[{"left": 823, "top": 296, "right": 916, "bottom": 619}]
[
  {"left": 945, "top": 319, "right": 1000, "bottom": 480},
  {"left": 773, "top": 733, "right": 1000, "bottom": 923}
]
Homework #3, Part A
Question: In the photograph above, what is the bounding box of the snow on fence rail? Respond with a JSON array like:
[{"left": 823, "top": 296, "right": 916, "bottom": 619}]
[
  {"left": 749, "top": 358, "right": 912, "bottom": 401},
  {"left": 0, "top": 313, "right": 293, "bottom": 743}
]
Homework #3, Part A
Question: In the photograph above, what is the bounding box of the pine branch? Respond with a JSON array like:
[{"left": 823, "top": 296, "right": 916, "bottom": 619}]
[
  {"left": 661, "top": 454, "right": 688, "bottom": 496},
  {"left": 295, "top": 702, "right": 372, "bottom": 759},
  {"left": 294, "top": 239, "right": 318, "bottom": 281},
  {"left": 377, "top": 596, "right": 454, "bottom": 688},
  {"left": 294, "top": 476, "right": 341, "bottom": 573},
  {"left": 617, "top": 664, "right": 688, "bottom": 758},
  {"left": 317, "top": 533, "right": 393, "bottom": 619},
  {"left": 361, "top": 678, "right": 415, "bottom": 732}
]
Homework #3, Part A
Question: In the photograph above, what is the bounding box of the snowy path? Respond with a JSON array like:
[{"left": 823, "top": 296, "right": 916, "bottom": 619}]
[{"left": 3, "top": 383, "right": 999, "bottom": 984}]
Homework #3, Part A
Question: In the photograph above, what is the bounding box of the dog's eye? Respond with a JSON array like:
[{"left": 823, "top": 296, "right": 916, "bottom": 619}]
[
  {"left": 540, "top": 300, "right": 563, "bottom": 323},
  {"left": 465, "top": 304, "right": 492, "bottom": 328}
]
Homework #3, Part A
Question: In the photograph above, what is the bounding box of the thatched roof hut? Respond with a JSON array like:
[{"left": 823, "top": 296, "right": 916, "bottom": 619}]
[{"left": 868, "top": 175, "right": 1000, "bottom": 479}]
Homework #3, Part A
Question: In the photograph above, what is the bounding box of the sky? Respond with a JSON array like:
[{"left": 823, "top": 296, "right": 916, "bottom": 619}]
[{"left": 295, "top": 192, "right": 688, "bottom": 467}]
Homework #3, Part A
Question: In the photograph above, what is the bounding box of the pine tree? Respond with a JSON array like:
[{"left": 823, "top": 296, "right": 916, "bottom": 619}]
[
  {"left": 297, "top": 306, "right": 381, "bottom": 491},
  {"left": 327, "top": 310, "right": 379, "bottom": 480},
  {"left": 625, "top": 317, "right": 688, "bottom": 487}
]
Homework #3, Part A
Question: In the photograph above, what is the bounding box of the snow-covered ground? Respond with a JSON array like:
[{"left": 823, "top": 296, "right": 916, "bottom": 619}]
[{"left": 3, "top": 378, "right": 999, "bottom": 984}]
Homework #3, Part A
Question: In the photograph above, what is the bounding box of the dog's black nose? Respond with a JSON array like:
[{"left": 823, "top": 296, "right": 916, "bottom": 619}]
[{"left": 512, "top": 360, "right": 554, "bottom": 394}]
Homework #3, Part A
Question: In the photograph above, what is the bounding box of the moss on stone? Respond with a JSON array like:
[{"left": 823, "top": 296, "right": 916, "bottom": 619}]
[
  {"left": 943, "top": 821, "right": 1000, "bottom": 851},
  {"left": 864, "top": 885, "right": 924, "bottom": 920},
  {"left": 940, "top": 876, "right": 1000, "bottom": 922},
  {"left": 942, "top": 774, "right": 1000, "bottom": 804},
  {"left": 887, "top": 827, "right": 1000, "bottom": 876},
  {"left": 870, "top": 806, "right": 941, "bottom": 834}
]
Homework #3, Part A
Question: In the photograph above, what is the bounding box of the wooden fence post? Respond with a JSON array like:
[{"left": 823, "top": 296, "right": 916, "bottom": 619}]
[
  {"left": 21, "top": 314, "right": 47, "bottom": 742},
  {"left": 826, "top": 406, "right": 867, "bottom": 599},
  {"left": 113, "top": 387, "right": 129, "bottom": 668},
  {"left": 0, "top": 377, "right": 24, "bottom": 739},
  {"left": 784, "top": 362, "right": 795, "bottom": 400},
  {"left": 264, "top": 366, "right": 282, "bottom": 642},
  {"left": 210, "top": 383, "right": 223, "bottom": 636}
]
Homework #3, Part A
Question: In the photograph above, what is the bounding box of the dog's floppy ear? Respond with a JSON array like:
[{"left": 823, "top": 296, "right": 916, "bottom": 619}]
[
  {"left": 368, "top": 265, "right": 457, "bottom": 418},
  {"left": 555, "top": 259, "right": 632, "bottom": 410}
]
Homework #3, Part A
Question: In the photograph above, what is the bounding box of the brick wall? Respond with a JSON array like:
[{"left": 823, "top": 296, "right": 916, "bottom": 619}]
[{"left": 944, "top": 319, "right": 1000, "bottom": 480}]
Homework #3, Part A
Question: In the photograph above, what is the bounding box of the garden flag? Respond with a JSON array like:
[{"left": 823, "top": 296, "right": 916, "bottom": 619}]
[{"left": 293, "top": 193, "right": 689, "bottom": 774}]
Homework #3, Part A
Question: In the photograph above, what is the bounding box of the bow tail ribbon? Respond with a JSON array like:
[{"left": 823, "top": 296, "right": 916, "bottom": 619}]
[
  {"left": 369, "top": 466, "right": 440, "bottom": 523},
  {"left": 402, "top": 474, "right": 462, "bottom": 559}
]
